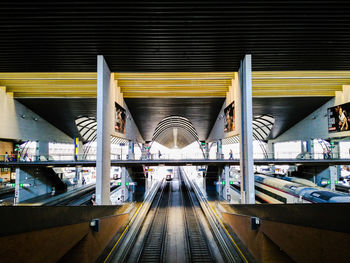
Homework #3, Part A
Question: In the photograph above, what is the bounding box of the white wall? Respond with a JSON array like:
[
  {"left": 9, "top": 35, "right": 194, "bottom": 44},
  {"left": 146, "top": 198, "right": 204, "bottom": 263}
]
[
  {"left": 271, "top": 98, "right": 333, "bottom": 143},
  {"left": 208, "top": 72, "right": 240, "bottom": 142},
  {"left": 123, "top": 102, "right": 144, "bottom": 143},
  {"left": 111, "top": 76, "right": 143, "bottom": 143},
  {"left": 0, "top": 89, "right": 72, "bottom": 143},
  {"left": 272, "top": 86, "right": 350, "bottom": 143},
  {"left": 207, "top": 101, "right": 226, "bottom": 142}
]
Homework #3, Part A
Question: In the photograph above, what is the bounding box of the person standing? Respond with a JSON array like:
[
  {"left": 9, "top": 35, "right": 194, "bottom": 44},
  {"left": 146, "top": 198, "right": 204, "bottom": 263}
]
[
  {"left": 229, "top": 149, "right": 233, "bottom": 160},
  {"left": 10, "top": 152, "right": 16, "bottom": 162},
  {"left": 4, "top": 152, "right": 9, "bottom": 162},
  {"left": 89, "top": 194, "right": 97, "bottom": 206}
]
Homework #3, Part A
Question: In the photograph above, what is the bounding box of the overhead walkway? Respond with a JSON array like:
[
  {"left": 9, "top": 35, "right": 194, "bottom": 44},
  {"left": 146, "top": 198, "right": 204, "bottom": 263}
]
[{"left": 1, "top": 158, "right": 350, "bottom": 168}]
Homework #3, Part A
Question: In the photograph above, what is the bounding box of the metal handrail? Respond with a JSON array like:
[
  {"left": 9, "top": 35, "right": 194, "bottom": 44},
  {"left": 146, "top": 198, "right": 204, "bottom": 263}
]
[
  {"left": 0, "top": 151, "right": 345, "bottom": 162},
  {"left": 181, "top": 167, "right": 246, "bottom": 263},
  {"left": 105, "top": 179, "right": 163, "bottom": 263}
]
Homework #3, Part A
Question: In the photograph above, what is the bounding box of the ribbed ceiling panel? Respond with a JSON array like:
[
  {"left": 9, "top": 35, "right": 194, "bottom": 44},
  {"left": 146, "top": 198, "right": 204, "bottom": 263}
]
[{"left": 0, "top": 1, "right": 349, "bottom": 71}]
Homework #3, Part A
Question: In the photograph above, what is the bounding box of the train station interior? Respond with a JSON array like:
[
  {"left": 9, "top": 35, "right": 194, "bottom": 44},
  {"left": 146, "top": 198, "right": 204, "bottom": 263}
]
[{"left": 0, "top": 1, "right": 350, "bottom": 263}]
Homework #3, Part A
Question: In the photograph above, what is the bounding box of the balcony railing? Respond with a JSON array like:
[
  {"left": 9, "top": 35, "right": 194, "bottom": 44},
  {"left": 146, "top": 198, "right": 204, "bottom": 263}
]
[{"left": 0, "top": 152, "right": 345, "bottom": 162}]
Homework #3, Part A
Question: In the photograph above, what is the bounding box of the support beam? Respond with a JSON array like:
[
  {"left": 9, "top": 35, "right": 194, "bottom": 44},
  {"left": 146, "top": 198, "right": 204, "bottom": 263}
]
[
  {"left": 15, "top": 167, "right": 66, "bottom": 204},
  {"left": 36, "top": 141, "right": 49, "bottom": 161},
  {"left": 267, "top": 141, "right": 275, "bottom": 159},
  {"left": 204, "top": 142, "right": 209, "bottom": 159},
  {"left": 216, "top": 139, "right": 223, "bottom": 159},
  {"left": 96, "top": 56, "right": 112, "bottom": 205},
  {"left": 239, "top": 55, "right": 255, "bottom": 204},
  {"left": 223, "top": 165, "right": 230, "bottom": 201},
  {"left": 128, "top": 140, "right": 134, "bottom": 160},
  {"left": 216, "top": 167, "right": 223, "bottom": 197},
  {"left": 307, "top": 139, "right": 314, "bottom": 158}
]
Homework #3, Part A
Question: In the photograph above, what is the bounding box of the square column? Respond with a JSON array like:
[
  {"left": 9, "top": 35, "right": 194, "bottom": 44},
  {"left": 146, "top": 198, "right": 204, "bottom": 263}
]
[
  {"left": 216, "top": 167, "right": 223, "bottom": 196},
  {"left": 128, "top": 140, "right": 135, "bottom": 160},
  {"left": 205, "top": 142, "right": 209, "bottom": 159},
  {"left": 36, "top": 141, "right": 49, "bottom": 161},
  {"left": 267, "top": 141, "right": 275, "bottom": 159},
  {"left": 223, "top": 165, "right": 231, "bottom": 201},
  {"left": 216, "top": 139, "right": 223, "bottom": 159},
  {"left": 96, "top": 55, "right": 113, "bottom": 205},
  {"left": 239, "top": 55, "right": 255, "bottom": 204}
]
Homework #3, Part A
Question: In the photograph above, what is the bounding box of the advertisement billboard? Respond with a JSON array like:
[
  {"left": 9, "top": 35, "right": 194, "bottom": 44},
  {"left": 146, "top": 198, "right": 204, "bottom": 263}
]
[
  {"left": 115, "top": 102, "right": 126, "bottom": 134},
  {"left": 328, "top": 102, "right": 350, "bottom": 132},
  {"left": 224, "top": 101, "right": 235, "bottom": 133}
]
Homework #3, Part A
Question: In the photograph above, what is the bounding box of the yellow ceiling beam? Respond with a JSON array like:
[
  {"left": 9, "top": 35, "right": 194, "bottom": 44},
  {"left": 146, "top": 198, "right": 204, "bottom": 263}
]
[
  {"left": 115, "top": 72, "right": 235, "bottom": 80},
  {"left": 115, "top": 72, "right": 233, "bottom": 98},
  {"left": 117, "top": 79, "right": 231, "bottom": 86},
  {"left": 0, "top": 80, "right": 96, "bottom": 86},
  {"left": 123, "top": 91, "right": 227, "bottom": 98},
  {"left": 120, "top": 86, "right": 228, "bottom": 91},
  {"left": 5, "top": 85, "right": 96, "bottom": 90},
  {"left": 253, "top": 91, "right": 336, "bottom": 97},
  {"left": 253, "top": 78, "right": 350, "bottom": 83},
  {"left": 7, "top": 87, "right": 96, "bottom": 93},
  {"left": 253, "top": 71, "right": 350, "bottom": 78},
  {"left": 253, "top": 85, "right": 342, "bottom": 91},
  {"left": 13, "top": 92, "right": 96, "bottom": 98},
  {"left": 3, "top": 71, "right": 350, "bottom": 98},
  {"left": 0, "top": 72, "right": 96, "bottom": 80}
]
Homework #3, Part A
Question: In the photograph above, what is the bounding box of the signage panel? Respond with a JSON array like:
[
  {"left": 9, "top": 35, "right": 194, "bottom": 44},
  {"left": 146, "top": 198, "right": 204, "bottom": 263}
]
[
  {"left": 328, "top": 102, "right": 350, "bottom": 132},
  {"left": 224, "top": 101, "right": 235, "bottom": 133},
  {"left": 115, "top": 102, "right": 126, "bottom": 134}
]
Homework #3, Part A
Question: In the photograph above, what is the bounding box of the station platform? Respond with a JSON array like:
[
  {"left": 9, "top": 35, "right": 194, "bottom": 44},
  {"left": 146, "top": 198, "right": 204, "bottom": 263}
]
[{"left": 1, "top": 182, "right": 349, "bottom": 263}]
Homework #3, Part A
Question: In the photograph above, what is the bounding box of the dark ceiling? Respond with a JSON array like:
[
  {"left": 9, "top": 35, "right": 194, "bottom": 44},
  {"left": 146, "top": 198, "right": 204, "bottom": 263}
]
[
  {"left": 125, "top": 98, "right": 225, "bottom": 142},
  {"left": 11, "top": 2, "right": 339, "bottom": 145},
  {"left": 253, "top": 97, "right": 332, "bottom": 139},
  {"left": 17, "top": 99, "right": 96, "bottom": 139},
  {"left": 1, "top": 1, "right": 350, "bottom": 72},
  {"left": 18, "top": 97, "right": 332, "bottom": 143}
]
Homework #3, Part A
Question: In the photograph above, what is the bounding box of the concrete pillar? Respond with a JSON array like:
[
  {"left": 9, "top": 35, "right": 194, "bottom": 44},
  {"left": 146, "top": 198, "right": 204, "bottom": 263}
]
[
  {"left": 331, "top": 141, "right": 340, "bottom": 159},
  {"left": 145, "top": 170, "right": 153, "bottom": 195},
  {"left": 307, "top": 139, "right": 314, "bottom": 159},
  {"left": 74, "top": 138, "right": 84, "bottom": 185},
  {"left": 15, "top": 167, "right": 58, "bottom": 204},
  {"left": 216, "top": 139, "right": 223, "bottom": 159},
  {"left": 96, "top": 55, "right": 112, "bottom": 205},
  {"left": 202, "top": 174, "right": 207, "bottom": 197},
  {"left": 329, "top": 165, "right": 338, "bottom": 191},
  {"left": 36, "top": 141, "right": 49, "bottom": 161},
  {"left": 223, "top": 165, "right": 230, "bottom": 201},
  {"left": 267, "top": 141, "right": 274, "bottom": 159},
  {"left": 205, "top": 142, "right": 210, "bottom": 159},
  {"left": 145, "top": 174, "right": 150, "bottom": 193},
  {"left": 128, "top": 140, "right": 134, "bottom": 160},
  {"left": 120, "top": 167, "right": 130, "bottom": 202},
  {"left": 141, "top": 143, "right": 149, "bottom": 160},
  {"left": 239, "top": 54, "right": 255, "bottom": 204},
  {"left": 74, "top": 138, "right": 84, "bottom": 161},
  {"left": 216, "top": 168, "right": 223, "bottom": 196}
]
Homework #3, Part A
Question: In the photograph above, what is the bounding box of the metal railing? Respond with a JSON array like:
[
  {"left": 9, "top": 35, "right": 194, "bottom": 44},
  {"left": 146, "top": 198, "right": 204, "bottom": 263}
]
[{"left": 0, "top": 152, "right": 346, "bottom": 162}]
